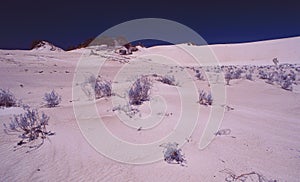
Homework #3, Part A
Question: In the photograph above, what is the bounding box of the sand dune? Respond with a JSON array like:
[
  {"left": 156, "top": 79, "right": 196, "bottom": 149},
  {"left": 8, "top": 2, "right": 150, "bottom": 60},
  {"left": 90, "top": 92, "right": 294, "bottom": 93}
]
[
  {"left": 0, "top": 37, "right": 300, "bottom": 181},
  {"left": 210, "top": 36, "right": 300, "bottom": 65}
]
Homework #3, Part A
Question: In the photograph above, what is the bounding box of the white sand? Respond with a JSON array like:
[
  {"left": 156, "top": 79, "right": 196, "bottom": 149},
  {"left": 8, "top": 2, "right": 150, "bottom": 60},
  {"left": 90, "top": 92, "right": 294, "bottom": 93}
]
[{"left": 0, "top": 37, "right": 299, "bottom": 181}]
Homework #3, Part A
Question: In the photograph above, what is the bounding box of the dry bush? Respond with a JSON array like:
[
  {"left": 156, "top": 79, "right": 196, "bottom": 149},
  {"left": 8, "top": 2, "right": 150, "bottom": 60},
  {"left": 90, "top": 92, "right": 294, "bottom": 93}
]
[
  {"left": 44, "top": 90, "right": 61, "bottom": 107},
  {"left": 160, "top": 142, "right": 186, "bottom": 166},
  {"left": 220, "top": 169, "right": 277, "bottom": 182},
  {"left": 129, "top": 76, "right": 152, "bottom": 105},
  {"left": 3, "top": 107, "right": 55, "bottom": 152},
  {"left": 94, "top": 79, "right": 112, "bottom": 99},
  {"left": 195, "top": 70, "right": 205, "bottom": 80},
  {"left": 199, "top": 90, "right": 213, "bottom": 106},
  {"left": 0, "top": 89, "right": 17, "bottom": 107},
  {"left": 158, "top": 75, "right": 177, "bottom": 86},
  {"left": 83, "top": 75, "right": 112, "bottom": 99}
]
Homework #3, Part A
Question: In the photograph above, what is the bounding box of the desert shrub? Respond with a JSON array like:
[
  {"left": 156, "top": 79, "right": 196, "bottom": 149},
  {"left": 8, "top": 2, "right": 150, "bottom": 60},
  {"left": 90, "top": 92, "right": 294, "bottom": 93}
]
[
  {"left": 94, "top": 79, "right": 112, "bottom": 99},
  {"left": 275, "top": 71, "right": 294, "bottom": 91},
  {"left": 231, "top": 68, "right": 243, "bottom": 79},
  {"left": 112, "top": 104, "right": 139, "bottom": 118},
  {"left": 80, "top": 75, "right": 96, "bottom": 99},
  {"left": 3, "top": 107, "right": 54, "bottom": 150},
  {"left": 129, "top": 76, "right": 152, "bottom": 105},
  {"left": 160, "top": 142, "right": 186, "bottom": 166},
  {"left": 278, "top": 72, "right": 288, "bottom": 81},
  {"left": 258, "top": 70, "right": 268, "bottom": 79},
  {"left": 195, "top": 70, "right": 205, "bottom": 80},
  {"left": 0, "top": 89, "right": 17, "bottom": 107},
  {"left": 224, "top": 71, "right": 232, "bottom": 85},
  {"left": 220, "top": 169, "right": 277, "bottom": 182},
  {"left": 273, "top": 57, "right": 279, "bottom": 65},
  {"left": 288, "top": 70, "right": 296, "bottom": 81},
  {"left": 280, "top": 79, "right": 293, "bottom": 91},
  {"left": 199, "top": 90, "right": 213, "bottom": 106},
  {"left": 158, "top": 75, "right": 177, "bottom": 86},
  {"left": 245, "top": 72, "right": 253, "bottom": 80},
  {"left": 271, "top": 71, "right": 280, "bottom": 82},
  {"left": 85, "top": 75, "right": 112, "bottom": 99},
  {"left": 265, "top": 72, "right": 275, "bottom": 84},
  {"left": 44, "top": 90, "right": 61, "bottom": 107},
  {"left": 215, "top": 128, "right": 231, "bottom": 136}
]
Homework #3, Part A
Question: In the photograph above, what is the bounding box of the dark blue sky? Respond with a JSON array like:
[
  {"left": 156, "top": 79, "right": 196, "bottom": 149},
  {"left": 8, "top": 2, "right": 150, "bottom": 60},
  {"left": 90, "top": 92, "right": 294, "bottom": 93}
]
[{"left": 1, "top": 0, "right": 299, "bottom": 50}]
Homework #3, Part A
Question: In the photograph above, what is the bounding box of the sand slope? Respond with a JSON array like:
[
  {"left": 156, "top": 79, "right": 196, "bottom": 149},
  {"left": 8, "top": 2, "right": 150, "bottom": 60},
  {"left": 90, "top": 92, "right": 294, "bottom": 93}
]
[{"left": 0, "top": 37, "right": 300, "bottom": 181}]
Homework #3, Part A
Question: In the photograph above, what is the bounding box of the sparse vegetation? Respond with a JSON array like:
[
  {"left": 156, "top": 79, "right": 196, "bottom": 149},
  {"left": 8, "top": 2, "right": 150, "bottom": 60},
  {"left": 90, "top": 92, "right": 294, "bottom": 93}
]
[
  {"left": 245, "top": 72, "right": 253, "bottom": 80},
  {"left": 160, "top": 142, "right": 186, "bottom": 166},
  {"left": 0, "top": 89, "right": 17, "bottom": 107},
  {"left": 280, "top": 79, "right": 293, "bottom": 91},
  {"left": 225, "top": 71, "right": 232, "bottom": 85},
  {"left": 84, "top": 75, "right": 112, "bottom": 99},
  {"left": 258, "top": 70, "right": 268, "bottom": 79},
  {"left": 44, "top": 90, "right": 61, "bottom": 107},
  {"left": 195, "top": 70, "right": 205, "bottom": 80},
  {"left": 273, "top": 57, "right": 279, "bottom": 66},
  {"left": 199, "top": 90, "right": 213, "bottom": 106},
  {"left": 199, "top": 63, "right": 298, "bottom": 91},
  {"left": 231, "top": 68, "right": 242, "bottom": 79},
  {"left": 129, "top": 76, "right": 152, "bottom": 105},
  {"left": 112, "top": 104, "right": 139, "bottom": 118},
  {"left": 3, "top": 106, "right": 54, "bottom": 151},
  {"left": 220, "top": 168, "right": 277, "bottom": 182},
  {"left": 215, "top": 128, "right": 231, "bottom": 136},
  {"left": 158, "top": 75, "right": 177, "bottom": 86},
  {"left": 94, "top": 79, "right": 112, "bottom": 99}
]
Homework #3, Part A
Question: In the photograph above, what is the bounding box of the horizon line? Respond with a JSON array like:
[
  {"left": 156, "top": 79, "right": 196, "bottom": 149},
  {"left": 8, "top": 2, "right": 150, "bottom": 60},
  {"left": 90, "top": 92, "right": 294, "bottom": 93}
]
[{"left": 1, "top": 35, "right": 299, "bottom": 51}]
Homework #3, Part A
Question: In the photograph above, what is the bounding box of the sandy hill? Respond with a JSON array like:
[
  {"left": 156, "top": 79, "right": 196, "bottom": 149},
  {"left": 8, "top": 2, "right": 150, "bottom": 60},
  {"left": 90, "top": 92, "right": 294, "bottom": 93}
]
[
  {"left": 0, "top": 36, "right": 299, "bottom": 181},
  {"left": 144, "top": 36, "right": 300, "bottom": 66},
  {"left": 210, "top": 36, "right": 300, "bottom": 65},
  {"left": 31, "top": 40, "right": 64, "bottom": 52}
]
